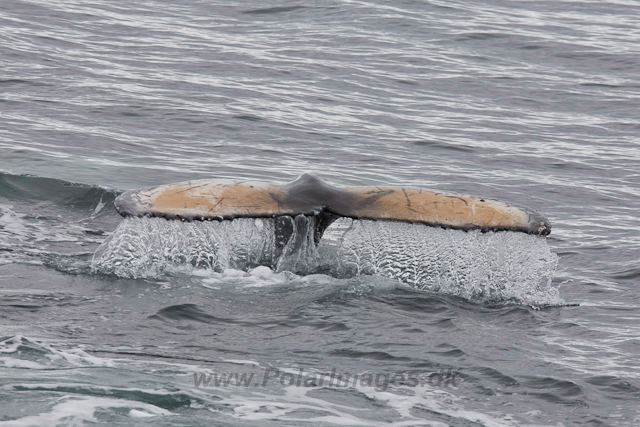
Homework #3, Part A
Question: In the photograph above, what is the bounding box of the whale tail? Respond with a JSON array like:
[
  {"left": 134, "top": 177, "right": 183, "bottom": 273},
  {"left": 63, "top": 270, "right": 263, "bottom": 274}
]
[{"left": 114, "top": 173, "right": 551, "bottom": 243}]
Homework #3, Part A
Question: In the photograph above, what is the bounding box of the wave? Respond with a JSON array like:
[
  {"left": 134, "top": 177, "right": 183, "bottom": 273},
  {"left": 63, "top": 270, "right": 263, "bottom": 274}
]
[
  {"left": 0, "top": 335, "right": 519, "bottom": 427},
  {"left": 0, "top": 172, "right": 119, "bottom": 212},
  {"left": 0, "top": 172, "right": 121, "bottom": 267}
]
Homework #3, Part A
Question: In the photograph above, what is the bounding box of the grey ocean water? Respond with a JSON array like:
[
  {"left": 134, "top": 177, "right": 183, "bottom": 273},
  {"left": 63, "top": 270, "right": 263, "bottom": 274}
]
[{"left": 1, "top": 0, "right": 639, "bottom": 425}]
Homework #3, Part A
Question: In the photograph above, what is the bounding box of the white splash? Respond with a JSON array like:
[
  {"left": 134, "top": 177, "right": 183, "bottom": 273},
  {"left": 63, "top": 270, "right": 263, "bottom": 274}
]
[
  {"left": 92, "top": 217, "right": 560, "bottom": 306},
  {"left": 320, "top": 219, "right": 560, "bottom": 306}
]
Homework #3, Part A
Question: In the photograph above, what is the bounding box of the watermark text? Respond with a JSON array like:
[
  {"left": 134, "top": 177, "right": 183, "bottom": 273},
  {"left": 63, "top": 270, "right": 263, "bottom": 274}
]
[{"left": 194, "top": 367, "right": 459, "bottom": 391}]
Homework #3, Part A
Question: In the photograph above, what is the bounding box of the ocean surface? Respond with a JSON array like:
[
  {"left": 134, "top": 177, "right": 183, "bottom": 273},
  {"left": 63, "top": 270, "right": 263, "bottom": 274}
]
[{"left": 1, "top": 0, "right": 639, "bottom": 425}]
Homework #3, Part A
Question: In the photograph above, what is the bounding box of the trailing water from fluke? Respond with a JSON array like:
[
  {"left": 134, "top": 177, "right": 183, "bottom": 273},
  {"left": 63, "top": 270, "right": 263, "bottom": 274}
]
[{"left": 92, "top": 174, "right": 559, "bottom": 305}]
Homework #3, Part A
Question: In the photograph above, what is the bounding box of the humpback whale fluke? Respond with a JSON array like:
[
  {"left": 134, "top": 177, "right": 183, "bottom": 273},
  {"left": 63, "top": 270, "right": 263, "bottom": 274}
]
[{"left": 114, "top": 173, "right": 551, "bottom": 237}]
